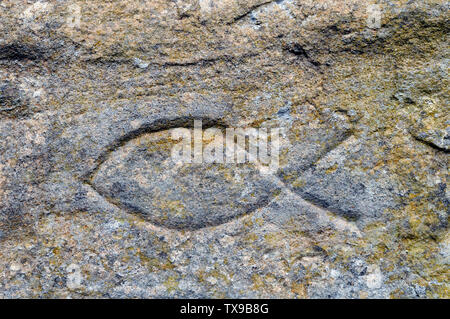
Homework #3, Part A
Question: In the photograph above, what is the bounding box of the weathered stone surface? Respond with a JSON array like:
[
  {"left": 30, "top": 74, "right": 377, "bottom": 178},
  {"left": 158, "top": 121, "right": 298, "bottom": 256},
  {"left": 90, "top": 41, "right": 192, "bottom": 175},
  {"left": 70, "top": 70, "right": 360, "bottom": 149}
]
[
  {"left": 90, "top": 129, "right": 280, "bottom": 230},
  {"left": 0, "top": 0, "right": 448, "bottom": 298}
]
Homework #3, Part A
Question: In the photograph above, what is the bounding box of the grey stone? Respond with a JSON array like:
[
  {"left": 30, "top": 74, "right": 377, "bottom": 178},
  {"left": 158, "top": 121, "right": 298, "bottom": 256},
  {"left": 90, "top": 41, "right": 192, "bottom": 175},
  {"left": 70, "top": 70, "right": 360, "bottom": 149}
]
[{"left": 0, "top": 0, "right": 448, "bottom": 299}]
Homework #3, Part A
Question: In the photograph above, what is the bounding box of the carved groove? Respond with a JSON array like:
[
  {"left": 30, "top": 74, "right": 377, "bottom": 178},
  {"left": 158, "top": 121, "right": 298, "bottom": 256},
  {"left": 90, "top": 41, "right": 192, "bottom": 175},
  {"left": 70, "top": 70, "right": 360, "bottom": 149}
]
[
  {"left": 228, "top": 1, "right": 275, "bottom": 24},
  {"left": 82, "top": 116, "right": 358, "bottom": 231},
  {"left": 279, "top": 132, "right": 361, "bottom": 221},
  {"left": 82, "top": 116, "right": 227, "bottom": 183},
  {"left": 412, "top": 134, "right": 449, "bottom": 154},
  {"left": 0, "top": 43, "right": 45, "bottom": 61}
]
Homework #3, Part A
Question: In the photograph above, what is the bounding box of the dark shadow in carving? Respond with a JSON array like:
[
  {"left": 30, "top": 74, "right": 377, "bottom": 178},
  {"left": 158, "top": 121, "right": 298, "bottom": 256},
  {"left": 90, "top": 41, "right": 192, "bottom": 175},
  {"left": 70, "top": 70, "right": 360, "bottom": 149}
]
[
  {"left": 0, "top": 43, "right": 45, "bottom": 61},
  {"left": 277, "top": 131, "right": 362, "bottom": 221},
  {"left": 228, "top": 1, "right": 275, "bottom": 25},
  {"left": 82, "top": 116, "right": 227, "bottom": 183},
  {"left": 82, "top": 116, "right": 280, "bottom": 231},
  {"left": 412, "top": 134, "right": 449, "bottom": 154},
  {"left": 82, "top": 116, "right": 360, "bottom": 231}
]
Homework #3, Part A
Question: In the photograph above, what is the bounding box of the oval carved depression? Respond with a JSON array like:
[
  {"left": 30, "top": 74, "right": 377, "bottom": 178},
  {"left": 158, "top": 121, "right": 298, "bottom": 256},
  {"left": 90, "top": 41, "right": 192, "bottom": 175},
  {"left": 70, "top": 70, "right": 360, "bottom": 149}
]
[{"left": 90, "top": 129, "right": 280, "bottom": 230}]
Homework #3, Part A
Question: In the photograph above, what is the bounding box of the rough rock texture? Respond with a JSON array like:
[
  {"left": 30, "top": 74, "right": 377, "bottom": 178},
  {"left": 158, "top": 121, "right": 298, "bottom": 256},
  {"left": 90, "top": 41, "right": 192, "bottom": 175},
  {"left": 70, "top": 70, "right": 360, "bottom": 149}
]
[{"left": 0, "top": 0, "right": 448, "bottom": 298}]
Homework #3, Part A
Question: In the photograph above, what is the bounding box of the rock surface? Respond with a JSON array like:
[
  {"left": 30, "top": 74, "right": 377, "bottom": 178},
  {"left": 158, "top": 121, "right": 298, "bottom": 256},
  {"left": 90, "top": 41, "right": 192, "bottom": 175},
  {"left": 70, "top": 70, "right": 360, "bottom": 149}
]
[{"left": 0, "top": 0, "right": 448, "bottom": 298}]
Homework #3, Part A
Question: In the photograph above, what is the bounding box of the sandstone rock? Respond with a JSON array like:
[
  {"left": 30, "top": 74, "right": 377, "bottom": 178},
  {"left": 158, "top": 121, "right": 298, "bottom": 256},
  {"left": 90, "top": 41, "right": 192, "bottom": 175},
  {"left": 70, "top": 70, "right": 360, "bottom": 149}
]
[{"left": 0, "top": 0, "right": 448, "bottom": 298}]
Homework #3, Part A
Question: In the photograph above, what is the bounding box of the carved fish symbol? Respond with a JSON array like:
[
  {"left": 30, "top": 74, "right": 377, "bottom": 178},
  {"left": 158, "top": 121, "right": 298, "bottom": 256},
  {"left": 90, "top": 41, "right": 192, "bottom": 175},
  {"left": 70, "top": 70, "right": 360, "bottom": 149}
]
[{"left": 86, "top": 118, "right": 281, "bottom": 230}]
